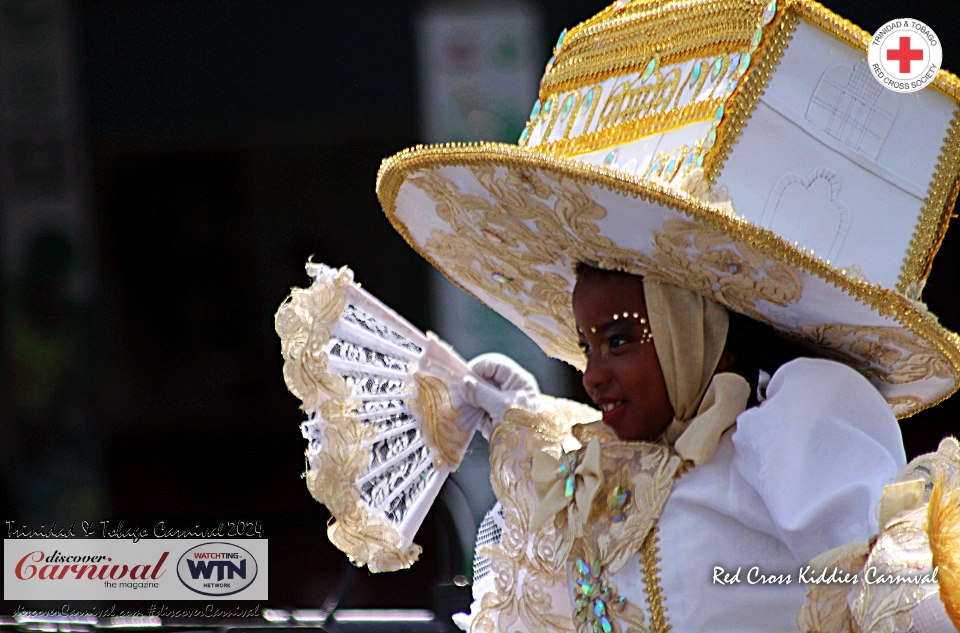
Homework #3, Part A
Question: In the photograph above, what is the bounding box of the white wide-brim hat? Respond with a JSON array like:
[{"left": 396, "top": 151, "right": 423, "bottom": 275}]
[{"left": 377, "top": 0, "right": 960, "bottom": 418}]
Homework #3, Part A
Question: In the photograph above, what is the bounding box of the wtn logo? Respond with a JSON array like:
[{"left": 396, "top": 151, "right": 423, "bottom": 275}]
[
  {"left": 185, "top": 558, "right": 247, "bottom": 581},
  {"left": 176, "top": 543, "right": 258, "bottom": 597}
]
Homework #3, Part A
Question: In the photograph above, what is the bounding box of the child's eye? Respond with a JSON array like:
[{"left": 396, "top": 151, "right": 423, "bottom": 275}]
[
  {"left": 608, "top": 335, "right": 628, "bottom": 349},
  {"left": 578, "top": 340, "right": 591, "bottom": 354}
]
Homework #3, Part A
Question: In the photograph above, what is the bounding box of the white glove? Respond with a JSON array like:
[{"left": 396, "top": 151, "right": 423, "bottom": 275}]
[{"left": 459, "top": 353, "right": 542, "bottom": 439}]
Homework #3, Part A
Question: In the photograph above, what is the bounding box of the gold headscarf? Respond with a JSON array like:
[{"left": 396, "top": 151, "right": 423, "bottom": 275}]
[{"left": 642, "top": 279, "right": 751, "bottom": 464}]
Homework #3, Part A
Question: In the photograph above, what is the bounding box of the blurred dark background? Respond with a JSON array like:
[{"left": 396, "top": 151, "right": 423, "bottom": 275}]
[{"left": 1, "top": 0, "right": 958, "bottom": 623}]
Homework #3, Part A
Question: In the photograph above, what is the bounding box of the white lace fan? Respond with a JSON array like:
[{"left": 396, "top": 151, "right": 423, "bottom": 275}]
[{"left": 274, "top": 262, "right": 481, "bottom": 572}]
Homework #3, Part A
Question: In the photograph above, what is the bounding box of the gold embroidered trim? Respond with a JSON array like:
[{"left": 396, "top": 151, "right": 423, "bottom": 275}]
[
  {"left": 275, "top": 269, "right": 352, "bottom": 412},
  {"left": 561, "top": 441, "right": 681, "bottom": 633},
  {"left": 645, "top": 217, "right": 803, "bottom": 323},
  {"left": 796, "top": 542, "right": 869, "bottom": 632},
  {"left": 704, "top": 6, "right": 798, "bottom": 182},
  {"left": 638, "top": 459, "right": 691, "bottom": 633},
  {"left": 305, "top": 410, "right": 422, "bottom": 574},
  {"left": 641, "top": 527, "right": 671, "bottom": 633},
  {"left": 899, "top": 110, "right": 960, "bottom": 291},
  {"left": 797, "top": 323, "right": 955, "bottom": 386},
  {"left": 411, "top": 374, "right": 467, "bottom": 470},
  {"left": 542, "top": 2, "right": 762, "bottom": 97}
]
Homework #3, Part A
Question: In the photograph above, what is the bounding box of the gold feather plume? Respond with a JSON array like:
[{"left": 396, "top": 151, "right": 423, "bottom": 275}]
[{"left": 928, "top": 475, "right": 960, "bottom": 629}]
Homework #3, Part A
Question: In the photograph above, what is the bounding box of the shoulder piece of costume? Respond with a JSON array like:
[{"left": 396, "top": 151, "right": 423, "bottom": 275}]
[
  {"left": 798, "top": 436, "right": 960, "bottom": 632},
  {"left": 377, "top": 0, "right": 960, "bottom": 419}
]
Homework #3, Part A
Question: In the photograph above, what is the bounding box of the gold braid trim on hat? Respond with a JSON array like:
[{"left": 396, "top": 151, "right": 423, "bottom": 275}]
[
  {"left": 542, "top": 1, "right": 763, "bottom": 97},
  {"left": 703, "top": 4, "right": 798, "bottom": 182},
  {"left": 533, "top": 98, "right": 721, "bottom": 160},
  {"left": 900, "top": 111, "right": 960, "bottom": 292},
  {"left": 796, "top": 323, "right": 955, "bottom": 386}
]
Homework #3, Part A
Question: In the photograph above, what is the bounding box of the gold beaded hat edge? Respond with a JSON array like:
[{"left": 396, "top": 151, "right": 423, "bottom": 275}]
[{"left": 376, "top": 0, "right": 960, "bottom": 418}]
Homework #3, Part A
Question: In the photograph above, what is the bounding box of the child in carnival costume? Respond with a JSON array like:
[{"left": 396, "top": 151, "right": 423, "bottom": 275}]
[{"left": 374, "top": 0, "right": 960, "bottom": 631}]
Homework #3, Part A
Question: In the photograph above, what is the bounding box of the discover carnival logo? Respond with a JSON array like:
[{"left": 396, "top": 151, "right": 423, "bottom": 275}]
[
  {"left": 14, "top": 549, "right": 168, "bottom": 583},
  {"left": 176, "top": 542, "right": 258, "bottom": 597}
]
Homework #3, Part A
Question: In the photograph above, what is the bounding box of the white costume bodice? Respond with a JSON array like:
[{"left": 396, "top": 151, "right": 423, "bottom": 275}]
[{"left": 459, "top": 359, "right": 906, "bottom": 633}]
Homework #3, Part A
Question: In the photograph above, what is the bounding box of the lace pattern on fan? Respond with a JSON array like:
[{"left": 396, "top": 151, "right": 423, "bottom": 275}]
[
  {"left": 280, "top": 263, "right": 477, "bottom": 573},
  {"left": 369, "top": 428, "right": 421, "bottom": 469},
  {"left": 343, "top": 303, "right": 423, "bottom": 354},
  {"left": 360, "top": 409, "right": 416, "bottom": 434},
  {"left": 473, "top": 503, "right": 506, "bottom": 583},
  {"left": 345, "top": 374, "right": 407, "bottom": 397},
  {"left": 329, "top": 337, "right": 411, "bottom": 373},
  {"left": 360, "top": 443, "right": 427, "bottom": 505},
  {"left": 384, "top": 463, "right": 436, "bottom": 524}
]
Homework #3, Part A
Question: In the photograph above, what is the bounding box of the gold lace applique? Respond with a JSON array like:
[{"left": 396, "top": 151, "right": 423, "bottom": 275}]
[
  {"left": 303, "top": 404, "right": 422, "bottom": 573},
  {"left": 410, "top": 165, "right": 634, "bottom": 366},
  {"left": 472, "top": 404, "right": 584, "bottom": 633},
  {"left": 275, "top": 266, "right": 471, "bottom": 573},
  {"left": 276, "top": 271, "right": 422, "bottom": 572},
  {"left": 411, "top": 374, "right": 468, "bottom": 470},
  {"left": 408, "top": 168, "right": 803, "bottom": 370},
  {"left": 474, "top": 400, "right": 683, "bottom": 633},
  {"left": 275, "top": 268, "right": 352, "bottom": 411},
  {"left": 849, "top": 509, "right": 938, "bottom": 633},
  {"left": 380, "top": 143, "right": 960, "bottom": 416},
  {"left": 677, "top": 168, "right": 735, "bottom": 217},
  {"left": 798, "top": 323, "right": 954, "bottom": 386},
  {"left": 884, "top": 396, "right": 925, "bottom": 418},
  {"left": 572, "top": 421, "right": 621, "bottom": 446},
  {"left": 641, "top": 217, "right": 803, "bottom": 323}
]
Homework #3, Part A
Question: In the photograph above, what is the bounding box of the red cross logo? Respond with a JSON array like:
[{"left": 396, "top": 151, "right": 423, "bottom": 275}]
[{"left": 886, "top": 36, "right": 924, "bottom": 74}]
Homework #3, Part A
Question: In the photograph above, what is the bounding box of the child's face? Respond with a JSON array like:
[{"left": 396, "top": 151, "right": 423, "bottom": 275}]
[{"left": 572, "top": 269, "right": 674, "bottom": 441}]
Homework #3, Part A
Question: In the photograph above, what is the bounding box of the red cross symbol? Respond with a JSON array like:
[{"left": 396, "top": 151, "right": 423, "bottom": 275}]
[{"left": 887, "top": 36, "right": 924, "bottom": 73}]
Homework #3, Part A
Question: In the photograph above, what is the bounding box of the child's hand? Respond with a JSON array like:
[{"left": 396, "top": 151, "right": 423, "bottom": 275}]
[{"left": 459, "top": 353, "right": 541, "bottom": 437}]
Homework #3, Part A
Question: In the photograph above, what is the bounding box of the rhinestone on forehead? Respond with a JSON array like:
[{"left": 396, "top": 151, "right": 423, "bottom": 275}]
[{"left": 589, "top": 313, "right": 654, "bottom": 344}]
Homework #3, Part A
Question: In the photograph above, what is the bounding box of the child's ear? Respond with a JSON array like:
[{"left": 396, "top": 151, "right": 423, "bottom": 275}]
[{"left": 715, "top": 349, "right": 736, "bottom": 374}]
